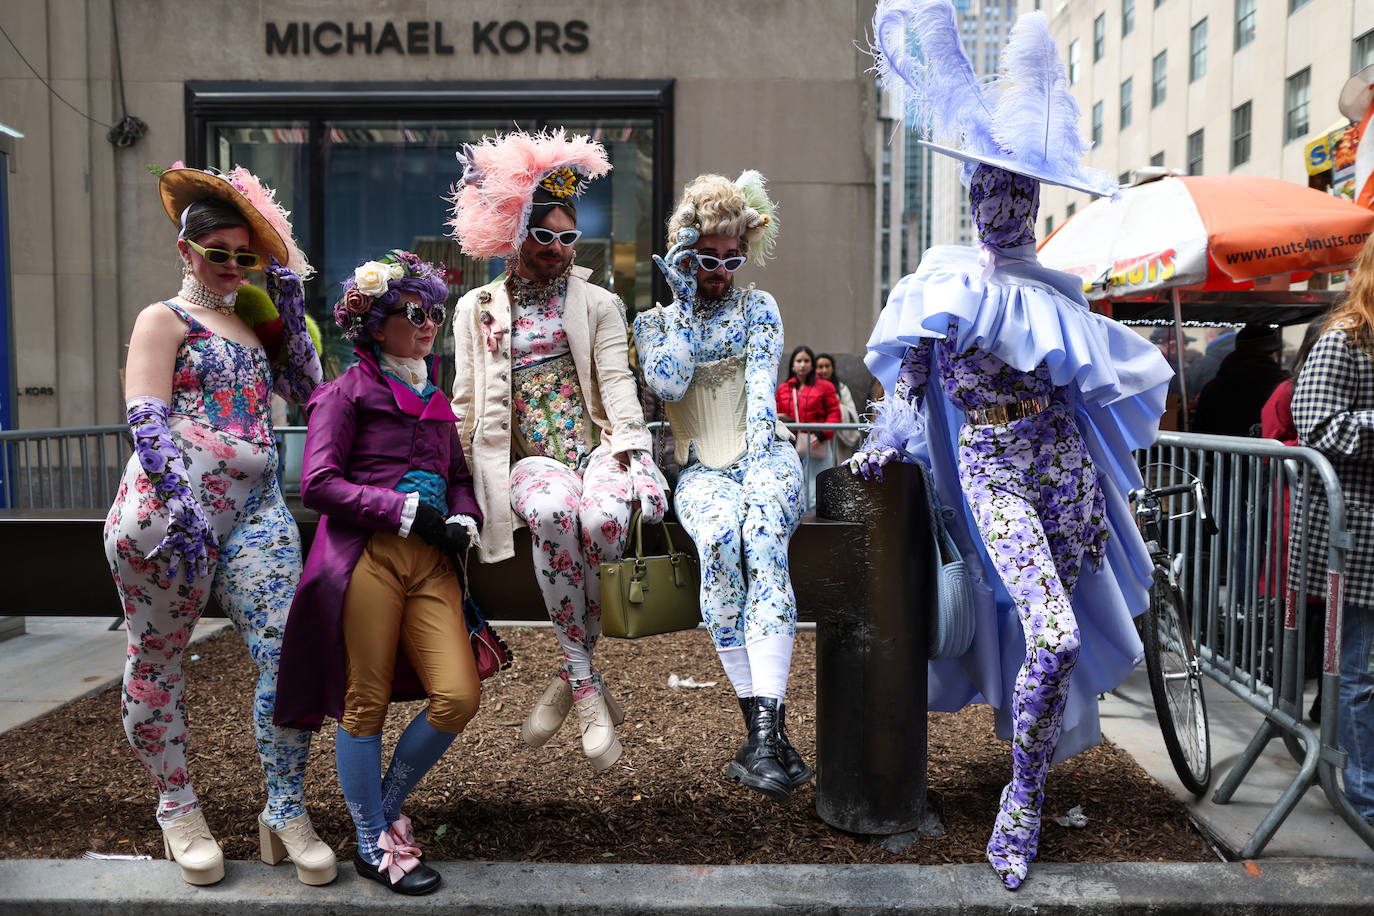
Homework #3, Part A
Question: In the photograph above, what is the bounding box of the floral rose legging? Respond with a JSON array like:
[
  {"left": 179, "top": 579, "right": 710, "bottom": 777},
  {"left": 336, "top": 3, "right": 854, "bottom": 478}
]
[
  {"left": 510, "top": 447, "right": 634, "bottom": 701},
  {"left": 104, "top": 417, "right": 310, "bottom": 827}
]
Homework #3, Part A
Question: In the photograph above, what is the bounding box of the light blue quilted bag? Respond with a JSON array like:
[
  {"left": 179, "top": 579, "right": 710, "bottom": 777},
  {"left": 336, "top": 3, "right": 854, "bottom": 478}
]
[{"left": 918, "top": 462, "right": 975, "bottom": 660}]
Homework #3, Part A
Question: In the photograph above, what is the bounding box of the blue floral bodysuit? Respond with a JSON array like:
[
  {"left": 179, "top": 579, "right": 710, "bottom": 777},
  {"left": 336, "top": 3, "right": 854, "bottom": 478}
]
[
  {"left": 634, "top": 286, "right": 803, "bottom": 667},
  {"left": 104, "top": 300, "right": 314, "bottom": 828}
]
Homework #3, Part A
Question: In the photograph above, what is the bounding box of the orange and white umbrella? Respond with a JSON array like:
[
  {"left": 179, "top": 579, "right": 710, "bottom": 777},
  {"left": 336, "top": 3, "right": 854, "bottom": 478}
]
[{"left": 1038, "top": 174, "right": 1374, "bottom": 300}]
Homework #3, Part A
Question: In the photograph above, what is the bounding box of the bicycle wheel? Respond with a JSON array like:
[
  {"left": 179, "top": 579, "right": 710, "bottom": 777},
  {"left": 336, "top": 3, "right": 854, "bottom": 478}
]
[{"left": 1140, "top": 579, "right": 1212, "bottom": 796}]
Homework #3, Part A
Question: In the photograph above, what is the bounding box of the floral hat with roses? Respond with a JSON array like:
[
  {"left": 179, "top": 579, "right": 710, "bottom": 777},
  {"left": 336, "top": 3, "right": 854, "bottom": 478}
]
[{"left": 333, "top": 249, "right": 447, "bottom": 342}]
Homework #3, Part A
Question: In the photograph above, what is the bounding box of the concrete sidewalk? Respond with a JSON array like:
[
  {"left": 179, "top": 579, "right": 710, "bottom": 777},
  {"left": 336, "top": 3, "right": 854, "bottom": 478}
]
[
  {"left": 1099, "top": 665, "right": 1374, "bottom": 862},
  {"left": 0, "top": 859, "right": 1371, "bottom": 915},
  {"left": 0, "top": 616, "right": 228, "bottom": 733}
]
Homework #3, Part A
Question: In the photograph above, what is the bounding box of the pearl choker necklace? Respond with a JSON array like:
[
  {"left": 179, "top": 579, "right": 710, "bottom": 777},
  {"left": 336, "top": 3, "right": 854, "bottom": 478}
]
[{"left": 179, "top": 274, "right": 238, "bottom": 315}]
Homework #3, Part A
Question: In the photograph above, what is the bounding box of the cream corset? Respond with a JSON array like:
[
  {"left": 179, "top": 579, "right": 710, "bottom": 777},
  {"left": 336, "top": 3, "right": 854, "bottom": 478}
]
[{"left": 666, "top": 354, "right": 790, "bottom": 469}]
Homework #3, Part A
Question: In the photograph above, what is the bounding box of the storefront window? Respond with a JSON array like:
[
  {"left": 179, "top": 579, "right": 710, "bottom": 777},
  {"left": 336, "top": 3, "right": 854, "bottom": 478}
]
[{"left": 193, "top": 81, "right": 672, "bottom": 383}]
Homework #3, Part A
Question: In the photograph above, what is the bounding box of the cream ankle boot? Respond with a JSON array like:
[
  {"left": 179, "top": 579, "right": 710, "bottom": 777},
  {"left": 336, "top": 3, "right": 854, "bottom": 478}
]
[
  {"left": 161, "top": 808, "right": 224, "bottom": 886},
  {"left": 573, "top": 693, "right": 623, "bottom": 772},
  {"left": 521, "top": 675, "right": 573, "bottom": 747},
  {"left": 259, "top": 811, "right": 338, "bottom": 886}
]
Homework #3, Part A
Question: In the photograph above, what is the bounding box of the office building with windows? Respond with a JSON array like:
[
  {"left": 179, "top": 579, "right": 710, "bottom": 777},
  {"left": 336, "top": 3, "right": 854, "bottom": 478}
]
[
  {"left": 1026, "top": 0, "right": 1374, "bottom": 237},
  {"left": 1, "top": 1, "right": 879, "bottom": 429}
]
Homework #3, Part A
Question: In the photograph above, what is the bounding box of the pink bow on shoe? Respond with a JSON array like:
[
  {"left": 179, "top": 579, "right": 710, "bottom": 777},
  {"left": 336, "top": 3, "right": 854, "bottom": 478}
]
[{"left": 376, "top": 819, "right": 421, "bottom": 884}]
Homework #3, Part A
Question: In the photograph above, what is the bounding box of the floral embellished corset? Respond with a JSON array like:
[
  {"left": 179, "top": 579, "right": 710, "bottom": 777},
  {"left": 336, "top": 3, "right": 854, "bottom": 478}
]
[
  {"left": 163, "top": 301, "right": 274, "bottom": 447},
  {"left": 511, "top": 354, "right": 593, "bottom": 467}
]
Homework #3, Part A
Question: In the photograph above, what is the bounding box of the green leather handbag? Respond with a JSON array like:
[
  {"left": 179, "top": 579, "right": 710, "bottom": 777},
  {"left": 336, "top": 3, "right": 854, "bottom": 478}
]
[{"left": 599, "top": 511, "right": 701, "bottom": 639}]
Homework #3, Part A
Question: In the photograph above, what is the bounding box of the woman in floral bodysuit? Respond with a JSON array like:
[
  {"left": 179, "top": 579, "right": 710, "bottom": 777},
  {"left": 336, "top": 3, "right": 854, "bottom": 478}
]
[{"left": 103, "top": 166, "right": 331, "bottom": 886}]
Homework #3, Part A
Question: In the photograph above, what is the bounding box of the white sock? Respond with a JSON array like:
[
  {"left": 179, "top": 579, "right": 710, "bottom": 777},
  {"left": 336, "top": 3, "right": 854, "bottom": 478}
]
[
  {"left": 716, "top": 645, "right": 754, "bottom": 698},
  {"left": 746, "top": 633, "right": 794, "bottom": 702}
]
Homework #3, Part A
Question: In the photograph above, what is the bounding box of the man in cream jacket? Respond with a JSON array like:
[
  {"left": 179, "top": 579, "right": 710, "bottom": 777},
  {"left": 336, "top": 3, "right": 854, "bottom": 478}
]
[{"left": 448, "top": 129, "right": 667, "bottom": 772}]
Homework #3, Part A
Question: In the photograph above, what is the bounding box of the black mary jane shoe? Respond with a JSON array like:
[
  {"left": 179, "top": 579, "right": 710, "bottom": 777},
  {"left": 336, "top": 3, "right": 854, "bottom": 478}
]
[
  {"left": 353, "top": 851, "right": 442, "bottom": 896},
  {"left": 725, "top": 697, "right": 793, "bottom": 803}
]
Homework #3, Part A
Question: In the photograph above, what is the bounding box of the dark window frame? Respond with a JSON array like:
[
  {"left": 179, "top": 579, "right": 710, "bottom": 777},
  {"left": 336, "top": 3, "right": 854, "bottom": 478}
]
[
  {"left": 1187, "top": 128, "right": 1204, "bottom": 175},
  {"left": 1231, "top": 100, "right": 1252, "bottom": 167},
  {"left": 184, "top": 79, "right": 676, "bottom": 309},
  {"left": 1190, "top": 19, "right": 1207, "bottom": 82}
]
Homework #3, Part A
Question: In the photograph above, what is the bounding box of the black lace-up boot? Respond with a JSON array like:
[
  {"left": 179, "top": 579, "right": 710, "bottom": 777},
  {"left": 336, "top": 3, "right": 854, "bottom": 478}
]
[
  {"left": 776, "top": 703, "right": 814, "bottom": 787},
  {"left": 725, "top": 697, "right": 792, "bottom": 802}
]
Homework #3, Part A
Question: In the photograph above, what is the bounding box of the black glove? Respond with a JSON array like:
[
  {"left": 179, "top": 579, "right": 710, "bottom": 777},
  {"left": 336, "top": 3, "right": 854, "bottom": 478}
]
[
  {"left": 441, "top": 522, "right": 471, "bottom": 556},
  {"left": 411, "top": 503, "right": 447, "bottom": 547}
]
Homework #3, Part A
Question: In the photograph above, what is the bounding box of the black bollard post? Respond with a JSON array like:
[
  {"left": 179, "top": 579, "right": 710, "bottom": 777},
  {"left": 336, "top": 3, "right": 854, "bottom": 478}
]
[{"left": 813, "top": 462, "right": 933, "bottom": 835}]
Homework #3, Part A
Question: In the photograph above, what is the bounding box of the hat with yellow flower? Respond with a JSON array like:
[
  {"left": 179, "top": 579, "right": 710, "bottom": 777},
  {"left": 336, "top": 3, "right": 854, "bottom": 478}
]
[{"left": 446, "top": 128, "right": 610, "bottom": 260}]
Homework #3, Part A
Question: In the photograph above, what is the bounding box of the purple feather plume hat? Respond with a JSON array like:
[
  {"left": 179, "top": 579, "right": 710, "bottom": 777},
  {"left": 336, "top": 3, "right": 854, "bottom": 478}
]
[{"left": 871, "top": 0, "right": 1118, "bottom": 199}]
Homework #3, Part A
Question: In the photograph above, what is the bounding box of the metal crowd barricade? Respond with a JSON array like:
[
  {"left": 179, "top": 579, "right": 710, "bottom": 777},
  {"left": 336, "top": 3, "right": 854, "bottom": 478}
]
[
  {"left": 0, "top": 424, "right": 131, "bottom": 510},
  {"left": 1143, "top": 430, "right": 1374, "bottom": 857}
]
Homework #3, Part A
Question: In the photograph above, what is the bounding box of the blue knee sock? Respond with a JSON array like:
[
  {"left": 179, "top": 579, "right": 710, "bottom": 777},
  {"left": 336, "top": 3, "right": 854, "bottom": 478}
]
[
  {"left": 381, "top": 709, "right": 458, "bottom": 824},
  {"left": 335, "top": 727, "right": 386, "bottom": 864}
]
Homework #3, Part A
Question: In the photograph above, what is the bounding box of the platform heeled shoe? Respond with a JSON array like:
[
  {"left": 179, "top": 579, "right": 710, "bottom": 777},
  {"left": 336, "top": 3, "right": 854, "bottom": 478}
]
[
  {"left": 160, "top": 808, "right": 225, "bottom": 886},
  {"left": 259, "top": 812, "right": 338, "bottom": 885},
  {"left": 521, "top": 676, "right": 574, "bottom": 747},
  {"left": 573, "top": 692, "right": 623, "bottom": 771},
  {"left": 523, "top": 676, "right": 626, "bottom": 748}
]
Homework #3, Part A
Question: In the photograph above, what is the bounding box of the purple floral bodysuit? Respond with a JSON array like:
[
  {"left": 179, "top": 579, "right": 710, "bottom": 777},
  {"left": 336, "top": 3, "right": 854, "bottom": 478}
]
[{"left": 890, "top": 164, "right": 1110, "bottom": 888}]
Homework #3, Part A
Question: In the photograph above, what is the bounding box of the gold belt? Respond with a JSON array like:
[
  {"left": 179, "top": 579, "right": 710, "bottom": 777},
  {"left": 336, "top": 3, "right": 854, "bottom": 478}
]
[{"left": 966, "top": 396, "right": 1052, "bottom": 426}]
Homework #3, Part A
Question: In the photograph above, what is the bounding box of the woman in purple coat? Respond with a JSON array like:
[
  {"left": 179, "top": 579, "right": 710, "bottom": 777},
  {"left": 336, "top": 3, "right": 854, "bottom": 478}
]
[{"left": 275, "top": 250, "right": 481, "bottom": 896}]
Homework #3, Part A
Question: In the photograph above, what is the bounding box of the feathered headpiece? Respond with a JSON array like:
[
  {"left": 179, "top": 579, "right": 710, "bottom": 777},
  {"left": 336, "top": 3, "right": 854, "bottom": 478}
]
[
  {"left": 870, "top": 0, "right": 1117, "bottom": 198},
  {"left": 157, "top": 162, "right": 314, "bottom": 279},
  {"left": 667, "top": 171, "right": 780, "bottom": 266},
  {"left": 446, "top": 129, "right": 611, "bottom": 260}
]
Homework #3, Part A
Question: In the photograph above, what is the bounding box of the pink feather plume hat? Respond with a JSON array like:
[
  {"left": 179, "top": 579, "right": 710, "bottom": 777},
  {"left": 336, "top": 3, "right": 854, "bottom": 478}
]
[
  {"left": 446, "top": 128, "right": 611, "bottom": 260},
  {"left": 158, "top": 163, "right": 314, "bottom": 279}
]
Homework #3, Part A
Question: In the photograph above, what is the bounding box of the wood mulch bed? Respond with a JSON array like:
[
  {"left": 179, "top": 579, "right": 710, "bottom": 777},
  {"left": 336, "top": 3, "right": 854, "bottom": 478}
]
[{"left": 0, "top": 626, "right": 1212, "bottom": 866}]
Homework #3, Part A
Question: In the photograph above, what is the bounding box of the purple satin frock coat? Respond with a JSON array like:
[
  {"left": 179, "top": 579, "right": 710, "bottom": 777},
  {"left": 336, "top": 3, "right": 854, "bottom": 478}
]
[{"left": 274, "top": 348, "right": 483, "bottom": 731}]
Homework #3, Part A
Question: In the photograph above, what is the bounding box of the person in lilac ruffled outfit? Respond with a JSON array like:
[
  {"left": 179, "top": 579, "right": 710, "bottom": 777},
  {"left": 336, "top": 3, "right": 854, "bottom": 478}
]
[{"left": 855, "top": 1, "right": 1173, "bottom": 889}]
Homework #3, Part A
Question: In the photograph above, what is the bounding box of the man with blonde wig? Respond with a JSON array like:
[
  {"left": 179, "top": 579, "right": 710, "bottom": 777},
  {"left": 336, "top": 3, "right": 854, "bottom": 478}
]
[{"left": 633, "top": 172, "right": 810, "bottom": 802}]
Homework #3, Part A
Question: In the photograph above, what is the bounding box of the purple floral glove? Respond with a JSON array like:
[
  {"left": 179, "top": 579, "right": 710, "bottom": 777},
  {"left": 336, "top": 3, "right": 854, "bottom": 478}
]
[
  {"left": 847, "top": 442, "right": 901, "bottom": 481},
  {"left": 626, "top": 450, "right": 668, "bottom": 523},
  {"left": 651, "top": 228, "right": 700, "bottom": 303},
  {"left": 127, "top": 396, "right": 218, "bottom": 582},
  {"left": 265, "top": 258, "right": 322, "bottom": 404}
]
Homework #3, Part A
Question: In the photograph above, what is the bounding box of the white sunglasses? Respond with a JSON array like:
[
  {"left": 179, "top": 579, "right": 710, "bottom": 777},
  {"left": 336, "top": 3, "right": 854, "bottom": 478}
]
[{"left": 528, "top": 227, "right": 582, "bottom": 246}]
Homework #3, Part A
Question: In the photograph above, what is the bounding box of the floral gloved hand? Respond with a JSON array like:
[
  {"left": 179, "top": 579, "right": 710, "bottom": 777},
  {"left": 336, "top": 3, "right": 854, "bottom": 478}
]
[
  {"left": 847, "top": 440, "right": 901, "bottom": 481},
  {"left": 127, "top": 396, "right": 218, "bottom": 582},
  {"left": 651, "top": 227, "right": 700, "bottom": 304},
  {"left": 265, "top": 258, "right": 322, "bottom": 402},
  {"left": 626, "top": 450, "right": 668, "bottom": 523}
]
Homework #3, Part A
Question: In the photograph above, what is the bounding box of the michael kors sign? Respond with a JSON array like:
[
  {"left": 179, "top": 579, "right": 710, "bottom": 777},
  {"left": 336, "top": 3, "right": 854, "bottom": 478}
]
[{"left": 265, "top": 19, "right": 591, "bottom": 56}]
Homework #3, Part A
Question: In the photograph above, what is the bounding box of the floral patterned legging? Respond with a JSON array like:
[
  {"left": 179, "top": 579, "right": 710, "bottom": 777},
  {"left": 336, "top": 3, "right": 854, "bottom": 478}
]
[
  {"left": 674, "top": 440, "right": 804, "bottom": 648},
  {"left": 957, "top": 402, "right": 1104, "bottom": 870},
  {"left": 104, "top": 418, "right": 311, "bottom": 827},
  {"left": 510, "top": 447, "right": 634, "bottom": 701}
]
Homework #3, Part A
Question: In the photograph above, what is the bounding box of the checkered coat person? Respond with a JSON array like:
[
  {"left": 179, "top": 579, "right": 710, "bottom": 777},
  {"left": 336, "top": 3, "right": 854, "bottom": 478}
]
[{"left": 1291, "top": 328, "right": 1374, "bottom": 607}]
